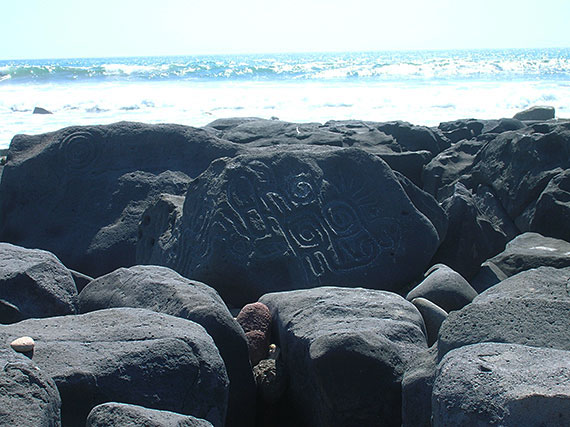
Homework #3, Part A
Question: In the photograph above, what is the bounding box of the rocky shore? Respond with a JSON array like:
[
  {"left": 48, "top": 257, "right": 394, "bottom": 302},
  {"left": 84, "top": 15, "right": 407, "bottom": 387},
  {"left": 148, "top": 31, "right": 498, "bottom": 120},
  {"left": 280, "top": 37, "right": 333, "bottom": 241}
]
[{"left": 0, "top": 105, "right": 569, "bottom": 426}]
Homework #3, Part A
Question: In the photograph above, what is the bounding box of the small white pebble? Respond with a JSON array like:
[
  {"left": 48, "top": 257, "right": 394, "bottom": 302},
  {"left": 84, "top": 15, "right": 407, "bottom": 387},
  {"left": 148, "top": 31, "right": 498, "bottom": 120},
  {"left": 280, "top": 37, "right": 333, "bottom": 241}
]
[{"left": 10, "top": 336, "right": 35, "bottom": 353}]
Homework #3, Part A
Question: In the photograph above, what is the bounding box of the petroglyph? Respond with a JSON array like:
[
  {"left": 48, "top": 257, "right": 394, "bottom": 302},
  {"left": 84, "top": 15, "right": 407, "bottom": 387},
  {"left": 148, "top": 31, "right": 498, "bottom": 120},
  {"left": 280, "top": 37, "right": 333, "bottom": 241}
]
[
  {"left": 60, "top": 131, "right": 100, "bottom": 170},
  {"left": 180, "top": 158, "right": 400, "bottom": 281}
]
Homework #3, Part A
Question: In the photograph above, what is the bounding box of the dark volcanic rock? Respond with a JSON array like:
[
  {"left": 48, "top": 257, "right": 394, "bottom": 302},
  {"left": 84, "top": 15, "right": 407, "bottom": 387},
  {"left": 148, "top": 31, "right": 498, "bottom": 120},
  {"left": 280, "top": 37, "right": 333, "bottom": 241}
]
[
  {"left": 207, "top": 118, "right": 440, "bottom": 185},
  {"left": 432, "top": 343, "right": 570, "bottom": 426},
  {"left": 393, "top": 171, "right": 448, "bottom": 242},
  {"left": 68, "top": 269, "right": 93, "bottom": 293},
  {"left": 375, "top": 120, "right": 448, "bottom": 154},
  {"left": 513, "top": 105, "right": 555, "bottom": 121},
  {"left": 260, "top": 286, "right": 427, "bottom": 427},
  {"left": 86, "top": 402, "right": 213, "bottom": 427},
  {"left": 136, "top": 193, "right": 186, "bottom": 266},
  {"left": 474, "top": 266, "right": 570, "bottom": 304},
  {"left": 410, "top": 298, "right": 447, "bottom": 347},
  {"left": 438, "top": 119, "right": 485, "bottom": 143},
  {"left": 469, "top": 121, "right": 570, "bottom": 224},
  {"left": 0, "top": 243, "right": 77, "bottom": 323},
  {"left": 432, "top": 183, "right": 518, "bottom": 279},
  {"left": 437, "top": 266, "right": 570, "bottom": 360},
  {"left": 77, "top": 265, "right": 255, "bottom": 427},
  {"left": 138, "top": 146, "right": 441, "bottom": 306},
  {"left": 0, "top": 308, "right": 229, "bottom": 427},
  {"left": 0, "top": 122, "right": 240, "bottom": 278},
  {"left": 401, "top": 345, "right": 438, "bottom": 427},
  {"left": 422, "top": 138, "right": 486, "bottom": 200},
  {"left": 530, "top": 169, "right": 570, "bottom": 240},
  {"left": 483, "top": 232, "right": 570, "bottom": 279},
  {"left": 406, "top": 264, "right": 477, "bottom": 313},
  {"left": 0, "top": 348, "right": 61, "bottom": 427},
  {"left": 33, "top": 107, "right": 53, "bottom": 115}
]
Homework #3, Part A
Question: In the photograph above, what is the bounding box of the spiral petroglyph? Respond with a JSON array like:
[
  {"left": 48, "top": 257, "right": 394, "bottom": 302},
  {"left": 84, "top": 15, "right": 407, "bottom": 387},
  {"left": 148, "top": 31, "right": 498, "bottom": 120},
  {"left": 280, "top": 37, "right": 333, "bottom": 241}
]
[{"left": 60, "top": 131, "right": 100, "bottom": 170}]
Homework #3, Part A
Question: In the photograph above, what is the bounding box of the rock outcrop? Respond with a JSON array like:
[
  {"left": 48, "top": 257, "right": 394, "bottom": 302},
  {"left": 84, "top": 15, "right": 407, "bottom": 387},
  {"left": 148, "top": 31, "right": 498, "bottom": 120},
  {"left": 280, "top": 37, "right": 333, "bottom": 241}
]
[
  {"left": 260, "top": 286, "right": 427, "bottom": 426},
  {"left": 138, "top": 146, "right": 442, "bottom": 306},
  {"left": 0, "top": 308, "right": 229, "bottom": 426},
  {"left": 0, "top": 243, "right": 77, "bottom": 323},
  {"left": 77, "top": 265, "right": 255, "bottom": 427},
  {"left": 0, "top": 122, "right": 240, "bottom": 278}
]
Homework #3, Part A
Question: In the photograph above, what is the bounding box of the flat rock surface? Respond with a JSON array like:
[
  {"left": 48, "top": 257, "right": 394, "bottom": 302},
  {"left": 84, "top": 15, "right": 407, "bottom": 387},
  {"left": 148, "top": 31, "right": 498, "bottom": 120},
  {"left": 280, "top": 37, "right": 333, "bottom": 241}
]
[
  {"left": 86, "top": 402, "right": 213, "bottom": 427},
  {"left": 432, "top": 343, "right": 570, "bottom": 427},
  {"left": 139, "top": 146, "right": 441, "bottom": 306},
  {"left": 0, "top": 243, "right": 77, "bottom": 323},
  {"left": 260, "top": 286, "right": 427, "bottom": 427},
  {"left": 438, "top": 266, "right": 570, "bottom": 360},
  {"left": 0, "top": 122, "right": 240, "bottom": 278},
  {"left": 78, "top": 265, "right": 255, "bottom": 427},
  {"left": 486, "top": 232, "right": 570, "bottom": 277},
  {"left": 0, "top": 348, "right": 61, "bottom": 427},
  {"left": 0, "top": 308, "right": 228, "bottom": 427}
]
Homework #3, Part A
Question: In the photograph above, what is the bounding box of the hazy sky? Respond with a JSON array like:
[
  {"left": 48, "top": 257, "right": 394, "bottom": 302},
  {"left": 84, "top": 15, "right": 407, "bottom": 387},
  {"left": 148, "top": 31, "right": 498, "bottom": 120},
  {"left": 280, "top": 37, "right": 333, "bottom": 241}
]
[{"left": 2, "top": 0, "right": 569, "bottom": 59}]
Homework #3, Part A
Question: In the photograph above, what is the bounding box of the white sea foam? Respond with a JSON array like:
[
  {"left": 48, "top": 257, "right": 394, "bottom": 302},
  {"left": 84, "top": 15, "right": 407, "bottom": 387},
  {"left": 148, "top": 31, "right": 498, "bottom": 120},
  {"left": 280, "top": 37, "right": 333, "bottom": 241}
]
[
  {"left": 0, "top": 49, "right": 568, "bottom": 148},
  {"left": 0, "top": 78, "right": 568, "bottom": 149}
]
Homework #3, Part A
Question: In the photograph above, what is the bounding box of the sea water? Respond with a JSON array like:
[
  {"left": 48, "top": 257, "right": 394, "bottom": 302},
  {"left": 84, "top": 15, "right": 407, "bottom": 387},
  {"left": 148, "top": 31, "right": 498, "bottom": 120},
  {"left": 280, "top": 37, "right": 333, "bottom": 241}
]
[{"left": 0, "top": 48, "right": 569, "bottom": 149}]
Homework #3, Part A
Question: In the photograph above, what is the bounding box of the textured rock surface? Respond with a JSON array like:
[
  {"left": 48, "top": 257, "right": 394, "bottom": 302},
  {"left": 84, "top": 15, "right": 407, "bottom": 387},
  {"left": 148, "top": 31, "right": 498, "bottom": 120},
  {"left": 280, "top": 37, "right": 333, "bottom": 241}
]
[
  {"left": 260, "top": 286, "right": 427, "bottom": 427},
  {"left": 438, "top": 266, "right": 570, "bottom": 360},
  {"left": 0, "top": 122, "right": 240, "bottom": 278},
  {"left": 138, "top": 146, "right": 441, "bottom": 306},
  {"left": 422, "top": 137, "right": 485, "bottom": 200},
  {"left": 401, "top": 345, "right": 437, "bottom": 427},
  {"left": 531, "top": 169, "right": 570, "bottom": 240},
  {"left": 513, "top": 105, "right": 555, "bottom": 121},
  {"left": 406, "top": 264, "right": 477, "bottom": 313},
  {"left": 77, "top": 265, "right": 254, "bottom": 427},
  {"left": 236, "top": 302, "right": 272, "bottom": 366},
  {"left": 86, "top": 403, "right": 213, "bottom": 427},
  {"left": 433, "top": 343, "right": 570, "bottom": 427},
  {"left": 253, "top": 358, "right": 287, "bottom": 406},
  {"left": 469, "top": 121, "right": 570, "bottom": 225},
  {"left": 411, "top": 298, "right": 447, "bottom": 346},
  {"left": 0, "top": 308, "right": 228, "bottom": 427},
  {"left": 0, "top": 348, "right": 61, "bottom": 427},
  {"left": 484, "top": 232, "right": 570, "bottom": 278},
  {"left": 432, "top": 183, "right": 517, "bottom": 278},
  {"left": 0, "top": 243, "right": 77, "bottom": 323}
]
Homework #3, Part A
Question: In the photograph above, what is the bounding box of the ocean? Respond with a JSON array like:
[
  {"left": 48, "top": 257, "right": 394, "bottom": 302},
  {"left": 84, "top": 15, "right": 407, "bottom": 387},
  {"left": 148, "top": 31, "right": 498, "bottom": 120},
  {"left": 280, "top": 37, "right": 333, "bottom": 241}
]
[{"left": 1, "top": 48, "right": 569, "bottom": 149}]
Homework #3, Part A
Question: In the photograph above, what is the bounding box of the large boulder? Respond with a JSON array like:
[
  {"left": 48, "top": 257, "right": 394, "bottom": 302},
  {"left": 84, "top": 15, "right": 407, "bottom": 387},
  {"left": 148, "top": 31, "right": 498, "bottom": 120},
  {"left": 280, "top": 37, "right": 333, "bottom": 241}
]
[
  {"left": 0, "top": 243, "right": 77, "bottom": 323},
  {"left": 530, "top": 169, "right": 570, "bottom": 240},
  {"left": 406, "top": 264, "right": 477, "bottom": 313},
  {"left": 469, "top": 121, "right": 570, "bottom": 226},
  {"left": 432, "top": 183, "right": 518, "bottom": 278},
  {"left": 77, "top": 265, "right": 255, "bottom": 427},
  {"left": 260, "top": 286, "right": 427, "bottom": 427},
  {"left": 0, "top": 348, "right": 61, "bottom": 427},
  {"left": 0, "top": 122, "right": 240, "bottom": 278},
  {"left": 401, "top": 345, "right": 438, "bottom": 427},
  {"left": 513, "top": 105, "right": 555, "bottom": 121},
  {"left": 438, "top": 266, "right": 570, "bottom": 360},
  {"left": 0, "top": 308, "right": 229, "bottom": 427},
  {"left": 432, "top": 343, "right": 570, "bottom": 426},
  {"left": 137, "top": 146, "right": 441, "bottom": 306},
  {"left": 86, "top": 403, "right": 213, "bottom": 427},
  {"left": 207, "top": 118, "right": 440, "bottom": 185},
  {"left": 482, "top": 232, "right": 570, "bottom": 279},
  {"left": 422, "top": 137, "right": 486, "bottom": 200}
]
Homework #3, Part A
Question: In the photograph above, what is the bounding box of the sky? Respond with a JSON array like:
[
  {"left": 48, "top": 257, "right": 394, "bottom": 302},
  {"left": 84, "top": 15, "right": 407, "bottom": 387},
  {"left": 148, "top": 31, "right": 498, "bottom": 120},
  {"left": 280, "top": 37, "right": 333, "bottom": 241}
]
[{"left": 1, "top": 0, "right": 570, "bottom": 59}]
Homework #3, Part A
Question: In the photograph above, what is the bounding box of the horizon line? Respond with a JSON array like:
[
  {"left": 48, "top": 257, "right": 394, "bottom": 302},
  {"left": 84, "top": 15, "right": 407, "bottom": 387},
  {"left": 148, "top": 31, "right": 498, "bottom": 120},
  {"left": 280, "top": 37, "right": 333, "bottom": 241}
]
[{"left": 2, "top": 46, "right": 569, "bottom": 62}]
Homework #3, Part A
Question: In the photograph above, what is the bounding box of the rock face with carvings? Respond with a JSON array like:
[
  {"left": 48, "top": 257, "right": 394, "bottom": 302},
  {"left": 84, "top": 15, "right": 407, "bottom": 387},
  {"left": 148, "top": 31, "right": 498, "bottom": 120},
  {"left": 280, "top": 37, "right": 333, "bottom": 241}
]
[
  {"left": 137, "top": 146, "right": 443, "bottom": 306},
  {"left": 0, "top": 122, "right": 239, "bottom": 278}
]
